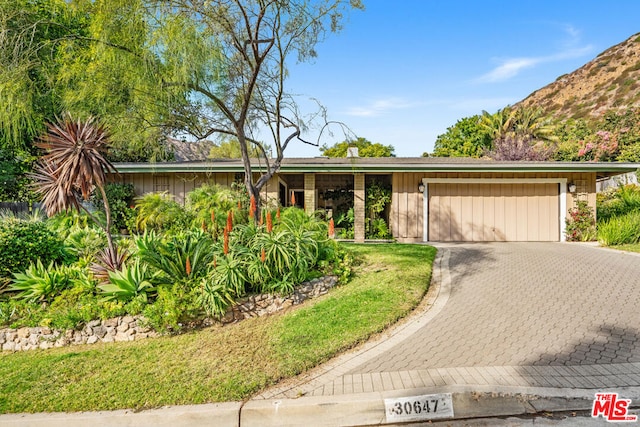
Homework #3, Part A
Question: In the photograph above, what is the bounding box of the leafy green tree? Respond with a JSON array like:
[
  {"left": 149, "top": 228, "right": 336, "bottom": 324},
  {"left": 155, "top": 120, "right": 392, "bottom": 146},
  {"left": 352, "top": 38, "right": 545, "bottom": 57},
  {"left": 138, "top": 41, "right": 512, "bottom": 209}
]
[
  {"left": 56, "top": 0, "right": 179, "bottom": 162},
  {"left": 0, "top": 0, "right": 89, "bottom": 198},
  {"left": 0, "top": 0, "right": 178, "bottom": 163},
  {"left": 209, "top": 139, "right": 271, "bottom": 159},
  {"left": 320, "top": 137, "right": 395, "bottom": 157},
  {"left": 0, "top": 148, "right": 37, "bottom": 202},
  {"left": 0, "top": 0, "right": 87, "bottom": 155},
  {"left": 553, "top": 118, "right": 593, "bottom": 161},
  {"left": 432, "top": 116, "right": 492, "bottom": 157},
  {"left": 141, "top": 0, "right": 363, "bottom": 220},
  {"left": 481, "top": 106, "right": 557, "bottom": 143}
]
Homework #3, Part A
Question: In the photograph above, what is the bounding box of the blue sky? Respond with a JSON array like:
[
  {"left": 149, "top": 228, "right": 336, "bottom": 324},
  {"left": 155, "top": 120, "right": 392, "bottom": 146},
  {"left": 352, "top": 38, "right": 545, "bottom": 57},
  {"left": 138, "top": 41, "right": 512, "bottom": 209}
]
[{"left": 283, "top": 1, "right": 640, "bottom": 157}]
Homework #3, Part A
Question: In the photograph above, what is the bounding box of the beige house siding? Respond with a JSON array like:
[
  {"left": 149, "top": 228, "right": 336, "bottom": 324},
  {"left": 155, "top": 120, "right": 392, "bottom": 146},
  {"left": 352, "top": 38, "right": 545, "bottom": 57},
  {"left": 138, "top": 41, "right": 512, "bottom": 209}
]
[
  {"left": 117, "top": 172, "right": 238, "bottom": 204},
  {"left": 113, "top": 168, "right": 598, "bottom": 243},
  {"left": 115, "top": 172, "right": 286, "bottom": 206},
  {"left": 390, "top": 171, "right": 597, "bottom": 243}
]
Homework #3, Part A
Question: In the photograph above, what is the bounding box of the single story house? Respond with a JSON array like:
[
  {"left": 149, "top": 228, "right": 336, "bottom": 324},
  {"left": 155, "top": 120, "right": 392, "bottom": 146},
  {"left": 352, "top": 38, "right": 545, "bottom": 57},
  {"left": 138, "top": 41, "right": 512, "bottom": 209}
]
[{"left": 112, "top": 157, "right": 638, "bottom": 243}]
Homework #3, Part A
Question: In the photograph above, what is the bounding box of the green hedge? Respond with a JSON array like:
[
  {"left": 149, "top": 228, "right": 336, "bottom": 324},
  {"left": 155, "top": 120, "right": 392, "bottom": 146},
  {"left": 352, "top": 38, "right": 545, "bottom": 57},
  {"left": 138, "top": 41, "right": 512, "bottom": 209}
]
[{"left": 0, "top": 219, "right": 68, "bottom": 280}]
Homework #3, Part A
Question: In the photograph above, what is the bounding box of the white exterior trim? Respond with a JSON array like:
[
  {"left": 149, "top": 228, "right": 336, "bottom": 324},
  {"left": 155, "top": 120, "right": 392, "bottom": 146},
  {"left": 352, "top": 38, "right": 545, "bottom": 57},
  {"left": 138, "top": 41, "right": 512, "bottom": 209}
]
[
  {"left": 421, "top": 177, "right": 568, "bottom": 242},
  {"left": 422, "top": 184, "right": 429, "bottom": 242}
]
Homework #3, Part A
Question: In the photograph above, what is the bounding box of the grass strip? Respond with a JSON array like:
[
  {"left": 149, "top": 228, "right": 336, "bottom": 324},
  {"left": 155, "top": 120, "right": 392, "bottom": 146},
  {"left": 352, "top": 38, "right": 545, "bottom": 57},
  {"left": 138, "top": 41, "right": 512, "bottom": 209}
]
[{"left": 0, "top": 243, "right": 436, "bottom": 413}]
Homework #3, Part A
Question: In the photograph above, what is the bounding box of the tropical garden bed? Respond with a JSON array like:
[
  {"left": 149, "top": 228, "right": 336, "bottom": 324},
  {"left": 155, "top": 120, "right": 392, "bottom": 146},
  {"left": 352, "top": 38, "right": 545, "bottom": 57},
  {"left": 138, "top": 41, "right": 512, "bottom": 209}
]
[{"left": 0, "top": 243, "right": 436, "bottom": 413}]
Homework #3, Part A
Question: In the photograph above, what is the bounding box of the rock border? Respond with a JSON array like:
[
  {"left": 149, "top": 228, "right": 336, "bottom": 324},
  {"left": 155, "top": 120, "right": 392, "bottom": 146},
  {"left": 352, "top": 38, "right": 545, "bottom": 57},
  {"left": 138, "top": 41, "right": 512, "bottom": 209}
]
[{"left": 0, "top": 275, "right": 338, "bottom": 352}]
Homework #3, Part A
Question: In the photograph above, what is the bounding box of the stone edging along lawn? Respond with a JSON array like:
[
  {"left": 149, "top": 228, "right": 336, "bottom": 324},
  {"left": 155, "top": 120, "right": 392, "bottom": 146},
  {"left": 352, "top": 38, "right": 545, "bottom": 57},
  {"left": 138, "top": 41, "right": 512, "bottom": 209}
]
[{"left": 0, "top": 275, "right": 337, "bottom": 352}]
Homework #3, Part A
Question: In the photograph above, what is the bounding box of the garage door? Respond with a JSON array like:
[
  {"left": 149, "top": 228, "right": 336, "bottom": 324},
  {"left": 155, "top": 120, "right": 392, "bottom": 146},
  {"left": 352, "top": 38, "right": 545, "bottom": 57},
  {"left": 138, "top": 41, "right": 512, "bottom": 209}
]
[{"left": 428, "top": 183, "right": 559, "bottom": 242}]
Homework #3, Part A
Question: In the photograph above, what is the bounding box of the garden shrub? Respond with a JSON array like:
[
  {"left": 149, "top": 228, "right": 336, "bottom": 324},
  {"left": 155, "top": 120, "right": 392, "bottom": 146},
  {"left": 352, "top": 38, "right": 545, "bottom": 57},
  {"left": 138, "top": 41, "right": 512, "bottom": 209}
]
[
  {"left": 135, "top": 230, "right": 215, "bottom": 284},
  {"left": 133, "top": 192, "right": 193, "bottom": 233},
  {"left": 65, "top": 226, "right": 108, "bottom": 263},
  {"left": 1, "top": 201, "right": 353, "bottom": 332},
  {"left": 565, "top": 200, "right": 596, "bottom": 241},
  {"left": 598, "top": 210, "right": 640, "bottom": 246},
  {"left": 0, "top": 218, "right": 69, "bottom": 280},
  {"left": 99, "top": 260, "right": 159, "bottom": 302},
  {"left": 92, "top": 183, "right": 136, "bottom": 231},
  {"left": 597, "top": 184, "right": 640, "bottom": 222},
  {"left": 142, "top": 285, "right": 204, "bottom": 333}
]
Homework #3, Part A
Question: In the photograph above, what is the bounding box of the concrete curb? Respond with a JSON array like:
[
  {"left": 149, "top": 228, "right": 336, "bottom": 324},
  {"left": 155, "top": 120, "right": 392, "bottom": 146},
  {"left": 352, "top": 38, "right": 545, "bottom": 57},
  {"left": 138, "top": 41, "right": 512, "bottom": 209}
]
[
  {"left": 0, "top": 402, "right": 242, "bottom": 427},
  {"left": 5, "top": 386, "right": 639, "bottom": 426}
]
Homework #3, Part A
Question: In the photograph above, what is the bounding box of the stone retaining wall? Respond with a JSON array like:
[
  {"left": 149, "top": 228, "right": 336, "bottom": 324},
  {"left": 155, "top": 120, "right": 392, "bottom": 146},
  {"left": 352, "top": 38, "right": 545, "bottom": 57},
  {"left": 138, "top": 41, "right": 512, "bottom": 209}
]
[{"left": 0, "top": 275, "right": 338, "bottom": 352}]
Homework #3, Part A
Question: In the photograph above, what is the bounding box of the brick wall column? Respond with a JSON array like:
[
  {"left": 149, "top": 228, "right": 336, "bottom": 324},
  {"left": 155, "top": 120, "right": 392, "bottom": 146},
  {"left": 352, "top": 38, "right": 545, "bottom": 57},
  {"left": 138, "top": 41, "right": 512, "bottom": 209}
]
[
  {"left": 354, "top": 173, "right": 365, "bottom": 242},
  {"left": 304, "top": 173, "right": 316, "bottom": 215}
]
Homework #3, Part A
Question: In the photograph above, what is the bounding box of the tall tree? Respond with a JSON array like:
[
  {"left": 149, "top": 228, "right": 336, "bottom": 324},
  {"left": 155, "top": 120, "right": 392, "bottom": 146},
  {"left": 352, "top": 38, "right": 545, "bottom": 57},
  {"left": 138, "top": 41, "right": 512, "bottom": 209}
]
[
  {"left": 209, "top": 139, "right": 271, "bottom": 159},
  {"left": 320, "top": 137, "right": 395, "bottom": 157},
  {"left": 481, "top": 106, "right": 557, "bottom": 161},
  {"left": 0, "top": 0, "right": 87, "bottom": 154},
  {"left": 431, "top": 115, "right": 492, "bottom": 158},
  {"left": 481, "top": 106, "right": 557, "bottom": 143},
  {"left": 147, "top": 0, "right": 364, "bottom": 218},
  {"left": 56, "top": 0, "right": 179, "bottom": 162}
]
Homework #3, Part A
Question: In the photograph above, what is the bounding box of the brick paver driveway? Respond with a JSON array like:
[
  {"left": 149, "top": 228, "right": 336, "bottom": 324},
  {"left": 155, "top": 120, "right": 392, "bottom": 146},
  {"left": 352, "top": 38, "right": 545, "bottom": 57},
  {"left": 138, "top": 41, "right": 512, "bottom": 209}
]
[
  {"left": 354, "top": 243, "right": 640, "bottom": 372},
  {"left": 260, "top": 242, "right": 640, "bottom": 399}
]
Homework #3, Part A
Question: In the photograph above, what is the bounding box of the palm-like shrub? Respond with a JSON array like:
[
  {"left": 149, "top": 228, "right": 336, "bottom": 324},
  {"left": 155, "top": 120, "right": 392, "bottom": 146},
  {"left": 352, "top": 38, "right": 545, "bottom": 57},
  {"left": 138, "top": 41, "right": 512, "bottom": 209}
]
[
  {"left": 186, "top": 184, "right": 240, "bottom": 229},
  {"left": 29, "top": 116, "right": 124, "bottom": 275},
  {"left": 133, "top": 192, "right": 191, "bottom": 233},
  {"left": 136, "top": 230, "right": 214, "bottom": 285}
]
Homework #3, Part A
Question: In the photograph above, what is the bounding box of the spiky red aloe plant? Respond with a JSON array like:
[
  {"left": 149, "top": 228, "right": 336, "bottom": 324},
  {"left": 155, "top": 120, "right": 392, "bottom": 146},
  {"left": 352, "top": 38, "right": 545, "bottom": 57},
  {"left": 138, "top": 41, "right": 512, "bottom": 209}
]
[
  {"left": 260, "top": 248, "right": 266, "bottom": 263},
  {"left": 226, "top": 210, "right": 233, "bottom": 233},
  {"left": 249, "top": 195, "right": 256, "bottom": 221},
  {"left": 266, "top": 211, "right": 273, "bottom": 233},
  {"left": 223, "top": 229, "right": 230, "bottom": 255},
  {"left": 186, "top": 257, "right": 192, "bottom": 276},
  {"left": 290, "top": 192, "right": 296, "bottom": 206},
  {"left": 30, "top": 115, "right": 123, "bottom": 273},
  {"left": 328, "top": 217, "right": 335, "bottom": 238},
  {"left": 276, "top": 206, "right": 281, "bottom": 220}
]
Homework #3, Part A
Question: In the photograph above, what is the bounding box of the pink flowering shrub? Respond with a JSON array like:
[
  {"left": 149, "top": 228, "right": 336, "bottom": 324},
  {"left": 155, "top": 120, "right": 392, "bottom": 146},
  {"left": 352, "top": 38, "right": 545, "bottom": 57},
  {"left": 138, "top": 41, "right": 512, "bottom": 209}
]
[{"left": 577, "top": 131, "right": 619, "bottom": 161}]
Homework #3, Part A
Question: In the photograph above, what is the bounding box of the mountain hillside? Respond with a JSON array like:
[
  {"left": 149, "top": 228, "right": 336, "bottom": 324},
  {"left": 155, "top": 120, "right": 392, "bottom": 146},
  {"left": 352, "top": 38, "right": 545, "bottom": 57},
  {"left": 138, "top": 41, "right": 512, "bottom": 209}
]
[{"left": 518, "top": 33, "right": 640, "bottom": 119}]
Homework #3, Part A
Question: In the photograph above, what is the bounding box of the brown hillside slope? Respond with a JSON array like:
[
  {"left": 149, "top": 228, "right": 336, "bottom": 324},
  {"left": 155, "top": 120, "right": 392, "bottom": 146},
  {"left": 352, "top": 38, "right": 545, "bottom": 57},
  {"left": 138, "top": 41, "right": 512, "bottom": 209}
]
[{"left": 518, "top": 32, "right": 640, "bottom": 120}]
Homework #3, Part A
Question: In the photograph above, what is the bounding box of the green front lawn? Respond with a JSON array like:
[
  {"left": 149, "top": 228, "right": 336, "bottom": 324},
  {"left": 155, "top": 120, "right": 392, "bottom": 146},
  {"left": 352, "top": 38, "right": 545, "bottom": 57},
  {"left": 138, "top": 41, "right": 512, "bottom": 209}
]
[
  {"left": 605, "top": 243, "right": 640, "bottom": 253},
  {"left": 0, "top": 243, "right": 436, "bottom": 414}
]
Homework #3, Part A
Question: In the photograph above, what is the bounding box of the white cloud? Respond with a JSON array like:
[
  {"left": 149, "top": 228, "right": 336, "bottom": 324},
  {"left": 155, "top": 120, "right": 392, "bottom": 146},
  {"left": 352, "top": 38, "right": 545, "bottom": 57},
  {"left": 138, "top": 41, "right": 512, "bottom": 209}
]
[
  {"left": 477, "top": 58, "right": 540, "bottom": 83},
  {"left": 345, "top": 98, "right": 417, "bottom": 117},
  {"left": 476, "top": 24, "right": 593, "bottom": 83}
]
